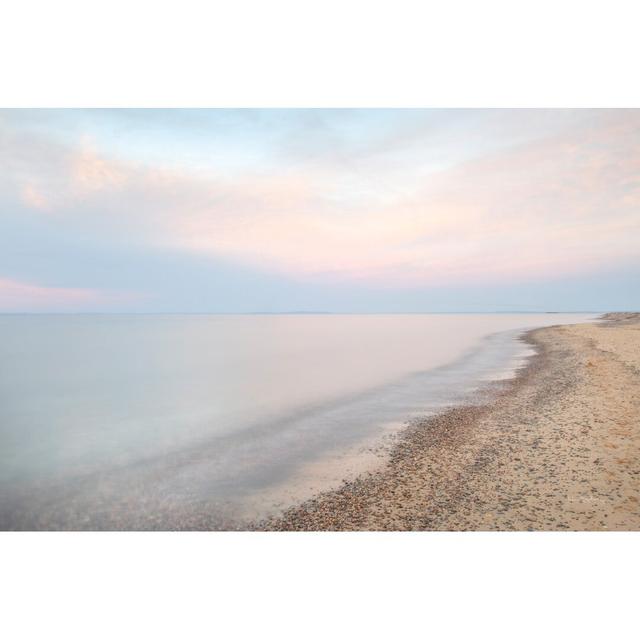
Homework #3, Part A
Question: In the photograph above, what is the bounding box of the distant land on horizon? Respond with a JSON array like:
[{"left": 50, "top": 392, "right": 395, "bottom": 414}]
[{"left": 0, "top": 309, "right": 616, "bottom": 316}]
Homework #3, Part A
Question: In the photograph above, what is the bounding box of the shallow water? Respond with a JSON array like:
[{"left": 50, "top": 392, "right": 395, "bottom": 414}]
[{"left": 0, "top": 313, "right": 593, "bottom": 529}]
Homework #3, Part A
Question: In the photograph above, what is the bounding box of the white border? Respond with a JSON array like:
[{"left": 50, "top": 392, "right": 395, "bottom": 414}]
[
  {"left": 1, "top": 532, "right": 639, "bottom": 639},
  {"left": 1, "top": 0, "right": 639, "bottom": 106}
]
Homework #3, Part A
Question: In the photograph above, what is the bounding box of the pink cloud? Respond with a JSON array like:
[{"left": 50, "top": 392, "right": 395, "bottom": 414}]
[
  {"left": 3, "top": 110, "right": 639, "bottom": 288},
  {"left": 0, "top": 278, "right": 142, "bottom": 311},
  {"left": 171, "top": 111, "right": 640, "bottom": 285},
  {"left": 70, "top": 139, "right": 128, "bottom": 195},
  {"left": 0, "top": 277, "right": 103, "bottom": 310},
  {"left": 20, "top": 184, "right": 49, "bottom": 211}
]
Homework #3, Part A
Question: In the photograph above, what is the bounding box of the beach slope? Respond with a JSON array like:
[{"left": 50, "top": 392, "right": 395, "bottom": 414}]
[{"left": 260, "top": 313, "right": 640, "bottom": 530}]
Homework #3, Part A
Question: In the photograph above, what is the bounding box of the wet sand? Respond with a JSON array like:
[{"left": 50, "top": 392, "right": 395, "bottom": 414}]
[{"left": 256, "top": 313, "right": 640, "bottom": 531}]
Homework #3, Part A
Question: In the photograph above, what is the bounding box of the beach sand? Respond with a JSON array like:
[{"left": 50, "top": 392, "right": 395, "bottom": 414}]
[{"left": 257, "top": 313, "right": 640, "bottom": 531}]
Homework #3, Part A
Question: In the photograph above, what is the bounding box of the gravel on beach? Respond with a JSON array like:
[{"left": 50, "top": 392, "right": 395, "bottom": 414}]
[{"left": 255, "top": 313, "right": 640, "bottom": 531}]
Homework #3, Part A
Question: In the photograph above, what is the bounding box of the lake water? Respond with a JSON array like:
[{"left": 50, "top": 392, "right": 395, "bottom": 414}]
[{"left": 0, "top": 313, "right": 593, "bottom": 529}]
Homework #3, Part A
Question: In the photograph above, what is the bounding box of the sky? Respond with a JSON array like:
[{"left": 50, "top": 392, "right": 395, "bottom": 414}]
[{"left": 0, "top": 108, "right": 638, "bottom": 312}]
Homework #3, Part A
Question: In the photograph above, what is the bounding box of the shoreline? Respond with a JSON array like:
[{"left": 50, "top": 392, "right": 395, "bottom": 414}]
[
  {"left": 253, "top": 313, "right": 640, "bottom": 531},
  {"left": 239, "top": 326, "right": 538, "bottom": 525}
]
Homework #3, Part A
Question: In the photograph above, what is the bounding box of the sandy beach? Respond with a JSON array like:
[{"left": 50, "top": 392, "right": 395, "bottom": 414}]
[{"left": 257, "top": 313, "right": 640, "bottom": 531}]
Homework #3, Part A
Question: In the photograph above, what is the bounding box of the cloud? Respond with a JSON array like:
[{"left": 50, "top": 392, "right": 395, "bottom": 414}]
[
  {"left": 0, "top": 277, "right": 113, "bottom": 310},
  {"left": 1, "top": 109, "right": 639, "bottom": 292},
  {"left": 71, "top": 137, "right": 129, "bottom": 194},
  {"left": 20, "top": 184, "right": 49, "bottom": 211}
]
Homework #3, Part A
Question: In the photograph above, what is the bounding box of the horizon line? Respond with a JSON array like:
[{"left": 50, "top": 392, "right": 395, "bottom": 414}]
[{"left": 0, "top": 309, "right": 610, "bottom": 316}]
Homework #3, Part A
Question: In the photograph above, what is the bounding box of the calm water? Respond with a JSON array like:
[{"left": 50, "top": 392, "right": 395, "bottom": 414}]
[{"left": 0, "top": 313, "right": 593, "bottom": 529}]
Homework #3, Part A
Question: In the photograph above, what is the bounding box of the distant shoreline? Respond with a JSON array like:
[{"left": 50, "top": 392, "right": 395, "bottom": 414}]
[
  {"left": 256, "top": 313, "right": 640, "bottom": 531},
  {"left": 0, "top": 310, "right": 604, "bottom": 316}
]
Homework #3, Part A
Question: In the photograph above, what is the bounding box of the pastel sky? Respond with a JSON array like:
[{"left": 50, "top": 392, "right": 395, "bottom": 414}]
[{"left": 0, "top": 109, "right": 638, "bottom": 312}]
